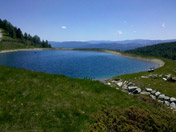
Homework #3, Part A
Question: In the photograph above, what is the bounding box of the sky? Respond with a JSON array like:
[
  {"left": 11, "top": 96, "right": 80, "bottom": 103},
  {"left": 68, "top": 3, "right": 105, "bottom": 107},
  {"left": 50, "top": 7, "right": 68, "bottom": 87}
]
[{"left": 0, "top": 0, "right": 176, "bottom": 41}]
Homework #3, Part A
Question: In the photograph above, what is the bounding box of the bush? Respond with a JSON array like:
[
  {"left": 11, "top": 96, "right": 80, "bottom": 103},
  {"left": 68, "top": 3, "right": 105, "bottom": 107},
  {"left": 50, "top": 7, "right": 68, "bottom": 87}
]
[{"left": 89, "top": 106, "right": 176, "bottom": 132}]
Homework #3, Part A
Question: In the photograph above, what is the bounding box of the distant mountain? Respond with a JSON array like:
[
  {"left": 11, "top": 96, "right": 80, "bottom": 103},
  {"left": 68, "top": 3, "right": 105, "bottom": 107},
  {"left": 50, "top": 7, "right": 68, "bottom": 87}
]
[
  {"left": 49, "top": 39, "right": 176, "bottom": 51},
  {"left": 126, "top": 41, "right": 176, "bottom": 60}
]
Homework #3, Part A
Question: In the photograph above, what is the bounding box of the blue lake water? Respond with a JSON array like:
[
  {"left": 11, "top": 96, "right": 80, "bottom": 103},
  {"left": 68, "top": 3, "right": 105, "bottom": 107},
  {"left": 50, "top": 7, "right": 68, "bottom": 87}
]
[{"left": 0, "top": 50, "right": 158, "bottom": 79}]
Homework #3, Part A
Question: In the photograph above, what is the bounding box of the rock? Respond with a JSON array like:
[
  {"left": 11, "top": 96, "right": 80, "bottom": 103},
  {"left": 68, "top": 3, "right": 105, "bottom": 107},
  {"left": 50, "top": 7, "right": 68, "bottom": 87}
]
[
  {"left": 151, "top": 90, "right": 156, "bottom": 94},
  {"left": 107, "top": 82, "right": 111, "bottom": 85},
  {"left": 158, "top": 100, "right": 164, "bottom": 104},
  {"left": 132, "top": 88, "right": 141, "bottom": 94},
  {"left": 164, "top": 101, "right": 170, "bottom": 106},
  {"left": 146, "top": 88, "right": 152, "bottom": 92},
  {"left": 150, "top": 95, "right": 156, "bottom": 100},
  {"left": 170, "top": 97, "right": 176, "bottom": 102},
  {"left": 166, "top": 74, "right": 171, "bottom": 79},
  {"left": 116, "top": 82, "right": 123, "bottom": 87},
  {"left": 155, "top": 91, "right": 161, "bottom": 97},
  {"left": 162, "top": 78, "right": 167, "bottom": 81},
  {"left": 171, "top": 77, "right": 176, "bottom": 82},
  {"left": 159, "top": 74, "right": 163, "bottom": 78},
  {"left": 158, "top": 94, "right": 165, "bottom": 100},
  {"left": 128, "top": 86, "right": 138, "bottom": 92},
  {"left": 141, "top": 91, "right": 150, "bottom": 95},
  {"left": 122, "top": 84, "right": 128, "bottom": 90},
  {"left": 170, "top": 102, "right": 176, "bottom": 109},
  {"left": 141, "top": 76, "right": 149, "bottom": 79},
  {"left": 127, "top": 82, "right": 132, "bottom": 86},
  {"left": 164, "top": 96, "right": 170, "bottom": 101},
  {"left": 148, "top": 74, "right": 158, "bottom": 79}
]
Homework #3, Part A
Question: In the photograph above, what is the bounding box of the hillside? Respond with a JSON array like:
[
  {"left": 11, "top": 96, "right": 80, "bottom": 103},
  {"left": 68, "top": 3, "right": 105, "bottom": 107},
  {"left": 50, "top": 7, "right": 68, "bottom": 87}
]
[
  {"left": 126, "top": 42, "right": 176, "bottom": 60},
  {"left": 1, "top": 63, "right": 176, "bottom": 131},
  {"left": 50, "top": 39, "right": 176, "bottom": 51},
  {"left": 0, "top": 19, "right": 51, "bottom": 50}
]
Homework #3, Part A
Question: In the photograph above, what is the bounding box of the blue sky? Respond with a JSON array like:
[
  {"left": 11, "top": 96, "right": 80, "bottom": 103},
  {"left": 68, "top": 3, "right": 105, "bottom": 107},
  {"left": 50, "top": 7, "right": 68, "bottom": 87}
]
[{"left": 0, "top": 0, "right": 176, "bottom": 41}]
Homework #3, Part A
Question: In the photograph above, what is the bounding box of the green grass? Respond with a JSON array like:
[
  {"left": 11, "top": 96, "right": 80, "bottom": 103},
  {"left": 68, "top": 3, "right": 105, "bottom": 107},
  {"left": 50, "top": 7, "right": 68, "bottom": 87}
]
[
  {"left": 113, "top": 54, "right": 176, "bottom": 97},
  {"left": 0, "top": 45, "right": 175, "bottom": 131},
  {"left": 0, "top": 65, "right": 170, "bottom": 131}
]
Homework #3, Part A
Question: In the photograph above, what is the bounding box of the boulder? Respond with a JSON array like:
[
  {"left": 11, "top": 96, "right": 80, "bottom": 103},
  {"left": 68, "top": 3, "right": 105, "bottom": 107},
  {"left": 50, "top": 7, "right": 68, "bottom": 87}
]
[
  {"left": 164, "top": 101, "right": 170, "bottom": 106},
  {"left": 141, "top": 91, "right": 150, "bottom": 95},
  {"left": 158, "top": 100, "right": 164, "bottom": 104},
  {"left": 170, "top": 102, "right": 176, "bottom": 109},
  {"left": 164, "top": 96, "right": 170, "bottom": 101},
  {"left": 155, "top": 91, "right": 161, "bottom": 97},
  {"left": 158, "top": 94, "right": 165, "bottom": 100},
  {"left": 171, "top": 77, "right": 176, "bottom": 82},
  {"left": 151, "top": 90, "right": 156, "bottom": 94},
  {"left": 170, "top": 97, "right": 176, "bottom": 102},
  {"left": 162, "top": 78, "right": 167, "bottom": 81},
  {"left": 141, "top": 76, "right": 149, "bottom": 79},
  {"left": 116, "top": 82, "right": 123, "bottom": 87},
  {"left": 127, "top": 82, "right": 132, "bottom": 86},
  {"left": 166, "top": 74, "right": 171, "bottom": 79},
  {"left": 132, "top": 88, "right": 141, "bottom": 94},
  {"left": 146, "top": 88, "right": 152, "bottom": 92},
  {"left": 128, "top": 86, "right": 138, "bottom": 92},
  {"left": 107, "top": 82, "right": 111, "bottom": 85},
  {"left": 122, "top": 84, "right": 128, "bottom": 90},
  {"left": 150, "top": 95, "right": 156, "bottom": 100}
]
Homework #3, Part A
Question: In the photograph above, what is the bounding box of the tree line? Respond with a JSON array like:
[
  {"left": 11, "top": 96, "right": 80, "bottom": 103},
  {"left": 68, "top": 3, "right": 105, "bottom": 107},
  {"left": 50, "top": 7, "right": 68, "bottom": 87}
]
[
  {"left": 0, "top": 19, "right": 51, "bottom": 48},
  {"left": 126, "top": 42, "right": 176, "bottom": 60}
]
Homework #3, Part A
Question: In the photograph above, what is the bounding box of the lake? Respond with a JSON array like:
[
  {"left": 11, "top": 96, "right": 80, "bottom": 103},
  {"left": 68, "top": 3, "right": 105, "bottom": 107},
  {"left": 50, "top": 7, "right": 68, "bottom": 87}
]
[{"left": 0, "top": 50, "right": 158, "bottom": 80}]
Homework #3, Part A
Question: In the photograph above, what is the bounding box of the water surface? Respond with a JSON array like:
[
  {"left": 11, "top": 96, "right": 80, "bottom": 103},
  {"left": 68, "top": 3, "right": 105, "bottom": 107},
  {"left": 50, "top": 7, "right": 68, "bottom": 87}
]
[{"left": 0, "top": 50, "right": 158, "bottom": 79}]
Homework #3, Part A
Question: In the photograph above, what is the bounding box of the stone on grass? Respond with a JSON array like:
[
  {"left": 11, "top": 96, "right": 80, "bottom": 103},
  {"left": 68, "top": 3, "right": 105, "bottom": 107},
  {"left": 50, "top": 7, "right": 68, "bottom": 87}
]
[
  {"left": 158, "top": 94, "right": 165, "bottom": 100},
  {"left": 146, "top": 88, "right": 152, "bottom": 92},
  {"left": 170, "top": 97, "right": 176, "bottom": 102},
  {"left": 162, "top": 78, "right": 167, "bottom": 81},
  {"left": 122, "top": 84, "right": 128, "bottom": 90},
  {"left": 150, "top": 95, "right": 156, "bottom": 100},
  {"left": 107, "top": 82, "right": 111, "bottom": 85},
  {"left": 132, "top": 88, "right": 141, "bottom": 94},
  {"left": 164, "top": 101, "right": 170, "bottom": 106},
  {"left": 170, "top": 102, "right": 176, "bottom": 109},
  {"left": 155, "top": 91, "right": 161, "bottom": 97},
  {"left": 164, "top": 96, "right": 170, "bottom": 101},
  {"left": 116, "top": 82, "right": 123, "bottom": 87},
  {"left": 151, "top": 90, "right": 156, "bottom": 94},
  {"left": 158, "top": 100, "right": 164, "bottom": 104},
  {"left": 128, "top": 86, "right": 138, "bottom": 92},
  {"left": 127, "top": 82, "right": 132, "bottom": 86},
  {"left": 171, "top": 77, "right": 176, "bottom": 82},
  {"left": 141, "top": 91, "right": 150, "bottom": 95},
  {"left": 141, "top": 76, "right": 149, "bottom": 79}
]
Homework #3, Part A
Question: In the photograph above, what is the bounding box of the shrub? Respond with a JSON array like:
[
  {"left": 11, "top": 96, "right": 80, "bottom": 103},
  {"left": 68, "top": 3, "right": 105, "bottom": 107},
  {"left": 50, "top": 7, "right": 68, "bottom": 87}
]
[{"left": 89, "top": 106, "right": 176, "bottom": 132}]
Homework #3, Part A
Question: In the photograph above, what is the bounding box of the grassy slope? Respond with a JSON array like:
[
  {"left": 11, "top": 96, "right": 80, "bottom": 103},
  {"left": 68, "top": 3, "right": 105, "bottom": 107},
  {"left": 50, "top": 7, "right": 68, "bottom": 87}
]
[
  {"left": 0, "top": 65, "right": 168, "bottom": 131},
  {"left": 114, "top": 52, "right": 176, "bottom": 97},
  {"left": 0, "top": 28, "right": 37, "bottom": 51},
  {"left": 0, "top": 37, "right": 176, "bottom": 131}
]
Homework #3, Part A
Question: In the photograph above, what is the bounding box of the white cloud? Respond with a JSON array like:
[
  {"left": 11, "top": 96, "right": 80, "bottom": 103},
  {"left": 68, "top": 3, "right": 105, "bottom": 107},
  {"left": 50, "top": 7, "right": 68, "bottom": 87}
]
[
  {"left": 61, "top": 26, "right": 67, "bottom": 29},
  {"left": 117, "top": 30, "right": 123, "bottom": 35},
  {"left": 161, "top": 23, "right": 165, "bottom": 28}
]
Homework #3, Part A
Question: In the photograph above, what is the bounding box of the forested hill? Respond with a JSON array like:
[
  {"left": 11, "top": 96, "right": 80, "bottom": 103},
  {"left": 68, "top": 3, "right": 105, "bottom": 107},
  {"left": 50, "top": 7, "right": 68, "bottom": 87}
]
[
  {"left": 126, "top": 41, "right": 176, "bottom": 60},
  {"left": 0, "top": 19, "right": 51, "bottom": 48}
]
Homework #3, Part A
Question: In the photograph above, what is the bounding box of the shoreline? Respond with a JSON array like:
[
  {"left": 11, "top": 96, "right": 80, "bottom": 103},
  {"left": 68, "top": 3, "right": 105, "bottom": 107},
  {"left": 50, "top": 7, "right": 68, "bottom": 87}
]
[{"left": 103, "top": 50, "right": 165, "bottom": 68}]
